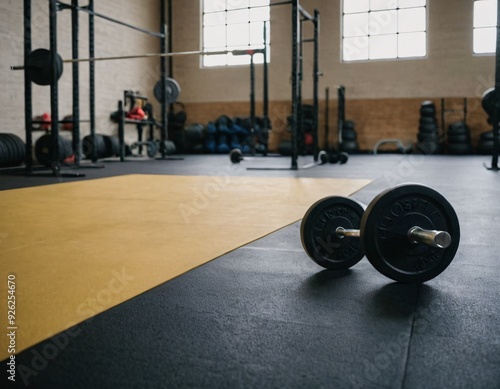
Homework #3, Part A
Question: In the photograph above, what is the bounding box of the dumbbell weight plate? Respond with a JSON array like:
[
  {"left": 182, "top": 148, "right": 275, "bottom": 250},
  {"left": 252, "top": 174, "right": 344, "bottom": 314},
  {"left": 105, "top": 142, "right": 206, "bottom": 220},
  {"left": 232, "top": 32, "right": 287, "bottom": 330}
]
[
  {"left": 318, "top": 150, "right": 328, "bottom": 164},
  {"left": 338, "top": 151, "right": 349, "bottom": 164},
  {"left": 230, "top": 148, "right": 243, "bottom": 163},
  {"left": 328, "top": 151, "right": 339, "bottom": 164},
  {"left": 300, "top": 196, "right": 365, "bottom": 270},
  {"left": 359, "top": 183, "right": 460, "bottom": 283},
  {"left": 147, "top": 142, "right": 157, "bottom": 158}
]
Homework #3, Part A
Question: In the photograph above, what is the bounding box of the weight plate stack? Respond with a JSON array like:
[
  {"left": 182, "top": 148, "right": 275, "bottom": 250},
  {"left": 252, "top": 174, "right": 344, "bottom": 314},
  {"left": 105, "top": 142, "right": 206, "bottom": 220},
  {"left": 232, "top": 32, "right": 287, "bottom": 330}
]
[
  {"left": 0, "top": 133, "right": 26, "bottom": 168},
  {"left": 340, "top": 140, "right": 359, "bottom": 153},
  {"left": 26, "top": 49, "right": 64, "bottom": 86},
  {"left": 416, "top": 101, "right": 441, "bottom": 154},
  {"left": 82, "top": 134, "right": 109, "bottom": 159},
  {"left": 446, "top": 122, "right": 473, "bottom": 155},
  {"left": 102, "top": 135, "right": 120, "bottom": 157},
  {"left": 340, "top": 120, "right": 359, "bottom": 153},
  {"left": 35, "top": 134, "right": 73, "bottom": 166},
  {"left": 482, "top": 88, "right": 495, "bottom": 117},
  {"left": 278, "top": 139, "right": 292, "bottom": 156},
  {"left": 175, "top": 123, "right": 205, "bottom": 153},
  {"left": 0, "top": 137, "right": 7, "bottom": 167},
  {"left": 163, "top": 140, "right": 176, "bottom": 155},
  {"left": 477, "top": 129, "right": 500, "bottom": 155}
]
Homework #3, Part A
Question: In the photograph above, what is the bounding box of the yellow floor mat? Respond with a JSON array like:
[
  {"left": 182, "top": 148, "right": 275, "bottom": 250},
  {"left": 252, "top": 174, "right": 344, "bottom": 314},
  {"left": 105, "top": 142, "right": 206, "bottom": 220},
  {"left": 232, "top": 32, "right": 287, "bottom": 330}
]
[{"left": 0, "top": 174, "right": 371, "bottom": 358}]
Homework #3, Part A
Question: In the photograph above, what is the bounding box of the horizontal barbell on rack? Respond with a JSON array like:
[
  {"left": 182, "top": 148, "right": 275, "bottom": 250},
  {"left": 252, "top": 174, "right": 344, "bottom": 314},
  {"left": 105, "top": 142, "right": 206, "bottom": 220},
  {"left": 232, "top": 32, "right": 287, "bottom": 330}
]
[
  {"left": 300, "top": 183, "right": 460, "bottom": 283},
  {"left": 11, "top": 48, "right": 265, "bottom": 70},
  {"left": 11, "top": 48, "right": 265, "bottom": 101}
]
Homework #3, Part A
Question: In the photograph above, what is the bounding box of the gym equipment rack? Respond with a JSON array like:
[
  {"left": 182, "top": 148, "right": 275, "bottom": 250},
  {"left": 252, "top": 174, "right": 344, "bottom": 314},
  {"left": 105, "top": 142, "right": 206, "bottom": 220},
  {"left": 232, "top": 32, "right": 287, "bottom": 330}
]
[{"left": 21, "top": 0, "right": 174, "bottom": 176}]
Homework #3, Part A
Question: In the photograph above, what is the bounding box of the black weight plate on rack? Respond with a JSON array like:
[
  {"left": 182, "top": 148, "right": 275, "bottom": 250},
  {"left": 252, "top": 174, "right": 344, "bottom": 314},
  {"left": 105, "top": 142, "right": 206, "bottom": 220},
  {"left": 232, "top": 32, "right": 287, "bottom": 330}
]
[
  {"left": 163, "top": 140, "right": 176, "bottom": 155},
  {"left": 477, "top": 140, "right": 494, "bottom": 154},
  {"left": 340, "top": 140, "right": 359, "bottom": 153},
  {"left": 342, "top": 128, "right": 357, "bottom": 141},
  {"left": 301, "top": 196, "right": 365, "bottom": 270},
  {"left": 0, "top": 136, "right": 8, "bottom": 167},
  {"left": 26, "top": 48, "right": 64, "bottom": 86},
  {"left": 147, "top": 142, "right": 157, "bottom": 158},
  {"left": 0, "top": 134, "right": 15, "bottom": 166},
  {"left": 360, "top": 184, "right": 460, "bottom": 283},
  {"left": 6, "top": 133, "right": 25, "bottom": 165},
  {"left": 447, "top": 134, "right": 470, "bottom": 144},
  {"left": 418, "top": 133, "right": 440, "bottom": 143},
  {"left": 418, "top": 124, "right": 438, "bottom": 133},
  {"left": 482, "top": 87, "right": 495, "bottom": 117},
  {"left": 448, "top": 121, "right": 468, "bottom": 133},
  {"left": 83, "top": 134, "right": 108, "bottom": 159},
  {"left": 419, "top": 103, "right": 436, "bottom": 116},
  {"left": 0, "top": 134, "right": 18, "bottom": 165},
  {"left": 419, "top": 117, "right": 436, "bottom": 126},
  {"left": 9, "top": 133, "right": 24, "bottom": 165},
  {"left": 342, "top": 120, "right": 355, "bottom": 130},
  {"left": 480, "top": 130, "right": 500, "bottom": 141},
  {"left": 35, "top": 134, "right": 73, "bottom": 166},
  {"left": 421, "top": 100, "right": 435, "bottom": 107},
  {"left": 107, "top": 135, "right": 121, "bottom": 157},
  {"left": 153, "top": 78, "right": 181, "bottom": 104},
  {"left": 447, "top": 143, "right": 473, "bottom": 155},
  {"left": 415, "top": 140, "right": 442, "bottom": 154}
]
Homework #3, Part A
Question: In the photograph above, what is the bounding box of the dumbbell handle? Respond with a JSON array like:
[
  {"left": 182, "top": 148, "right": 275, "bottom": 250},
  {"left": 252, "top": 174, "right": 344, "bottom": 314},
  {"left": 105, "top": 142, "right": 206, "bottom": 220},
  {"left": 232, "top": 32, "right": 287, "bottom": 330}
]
[{"left": 335, "top": 226, "right": 452, "bottom": 249}]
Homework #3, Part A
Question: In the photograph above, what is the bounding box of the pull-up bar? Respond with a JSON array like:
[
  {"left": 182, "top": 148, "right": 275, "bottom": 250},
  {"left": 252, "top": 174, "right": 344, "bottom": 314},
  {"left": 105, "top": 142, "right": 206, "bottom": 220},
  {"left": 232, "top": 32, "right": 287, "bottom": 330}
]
[{"left": 56, "top": 1, "right": 165, "bottom": 38}]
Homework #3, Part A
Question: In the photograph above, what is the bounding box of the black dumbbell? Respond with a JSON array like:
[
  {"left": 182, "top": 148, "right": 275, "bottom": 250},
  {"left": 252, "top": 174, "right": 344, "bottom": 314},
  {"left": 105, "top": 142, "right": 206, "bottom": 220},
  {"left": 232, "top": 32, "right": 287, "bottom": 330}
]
[
  {"left": 300, "top": 183, "right": 460, "bottom": 283},
  {"left": 230, "top": 148, "right": 244, "bottom": 163},
  {"left": 301, "top": 150, "right": 329, "bottom": 169},
  {"left": 231, "top": 148, "right": 346, "bottom": 166},
  {"left": 328, "top": 150, "right": 349, "bottom": 164}
]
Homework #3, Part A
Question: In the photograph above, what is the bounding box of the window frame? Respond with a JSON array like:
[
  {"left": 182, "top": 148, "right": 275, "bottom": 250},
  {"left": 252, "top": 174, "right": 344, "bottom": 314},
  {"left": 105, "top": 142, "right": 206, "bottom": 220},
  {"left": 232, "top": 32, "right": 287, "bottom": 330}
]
[
  {"left": 200, "top": 0, "right": 271, "bottom": 68},
  {"left": 473, "top": 0, "right": 497, "bottom": 56},
  {"left": 341, "top": 0, "right": 428, "bottom": 63}
]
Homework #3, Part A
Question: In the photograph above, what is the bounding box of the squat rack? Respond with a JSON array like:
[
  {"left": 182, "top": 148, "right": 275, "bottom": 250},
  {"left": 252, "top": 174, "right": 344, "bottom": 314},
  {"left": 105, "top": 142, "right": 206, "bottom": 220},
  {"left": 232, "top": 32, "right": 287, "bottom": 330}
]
[
  {"left": 248, "top": 0, "right": 320, "bottom": 171},
  {"left": 22, "top": 0, "right": 173, "bottom": 175}
]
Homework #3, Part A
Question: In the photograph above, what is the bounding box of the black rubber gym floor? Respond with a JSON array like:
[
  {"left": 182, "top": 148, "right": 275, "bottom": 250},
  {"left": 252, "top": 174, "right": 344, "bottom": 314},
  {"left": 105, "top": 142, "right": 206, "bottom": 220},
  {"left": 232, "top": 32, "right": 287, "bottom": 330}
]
[{"left": 1, "top": 154, "right": 499, "bottom": 388}]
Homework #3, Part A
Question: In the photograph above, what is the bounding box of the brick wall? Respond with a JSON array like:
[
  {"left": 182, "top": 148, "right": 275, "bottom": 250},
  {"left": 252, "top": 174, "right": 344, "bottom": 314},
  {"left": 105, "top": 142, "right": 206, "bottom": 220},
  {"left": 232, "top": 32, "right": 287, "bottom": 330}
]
[
  {"left": 171, "top": 0, "right": 495, "bottom": 152},
  {"left": 182, "top": 96, "right": 489, "bottom": 152}
]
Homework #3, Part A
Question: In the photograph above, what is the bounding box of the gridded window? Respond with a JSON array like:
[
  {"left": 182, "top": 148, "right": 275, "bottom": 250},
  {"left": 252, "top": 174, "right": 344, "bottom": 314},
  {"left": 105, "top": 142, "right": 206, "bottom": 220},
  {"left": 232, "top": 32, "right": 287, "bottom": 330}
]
[
  {"left": 202, "top": 0, "right": 271, "bottom": 67},
  {"left": 342, "top": 0, "right": 427, "bottom": 61},
  {"left": 473, "top": 0, "right": 497, "bottom": 54}
]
